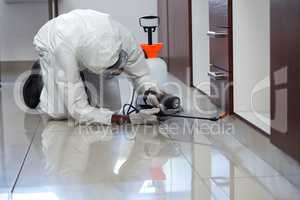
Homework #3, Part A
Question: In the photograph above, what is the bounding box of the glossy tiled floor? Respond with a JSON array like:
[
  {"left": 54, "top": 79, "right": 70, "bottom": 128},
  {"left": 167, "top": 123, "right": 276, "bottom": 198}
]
[{"left": 1, "top": 64, "right": 300, "bottom": 200}]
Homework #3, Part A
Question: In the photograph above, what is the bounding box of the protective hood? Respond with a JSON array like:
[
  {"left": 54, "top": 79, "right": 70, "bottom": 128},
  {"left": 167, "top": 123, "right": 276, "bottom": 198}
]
[{"left": 77, "top": 31, "right": 122, "bottom": 74}]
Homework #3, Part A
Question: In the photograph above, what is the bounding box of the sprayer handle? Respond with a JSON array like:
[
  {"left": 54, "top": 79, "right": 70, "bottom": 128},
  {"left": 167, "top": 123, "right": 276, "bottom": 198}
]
[{"left": 139, "top": 16, "right": 160, "bottom": 29}]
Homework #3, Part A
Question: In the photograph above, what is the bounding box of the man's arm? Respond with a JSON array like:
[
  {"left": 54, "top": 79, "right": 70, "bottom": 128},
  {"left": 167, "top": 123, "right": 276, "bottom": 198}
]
[
  {"left": 123, "top": 38, "right": 159, "bottom": 95},
  {"left": 54, "top": 43, "right": 156, "bottom": 125},
  {"left": 54, "top": 45, "right": 115, "bottom": 125}
]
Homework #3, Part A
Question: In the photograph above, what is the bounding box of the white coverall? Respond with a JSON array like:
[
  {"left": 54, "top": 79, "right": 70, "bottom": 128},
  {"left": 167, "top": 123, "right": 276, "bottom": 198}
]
[{"left": 33, "top": 9, "right": 156, "bottom": 125}]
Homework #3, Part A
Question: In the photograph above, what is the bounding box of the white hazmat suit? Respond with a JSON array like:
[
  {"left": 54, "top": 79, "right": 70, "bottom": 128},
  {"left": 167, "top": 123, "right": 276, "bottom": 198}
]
[{"left": 33, "top": 9, "right": 157, "bottom": 125}]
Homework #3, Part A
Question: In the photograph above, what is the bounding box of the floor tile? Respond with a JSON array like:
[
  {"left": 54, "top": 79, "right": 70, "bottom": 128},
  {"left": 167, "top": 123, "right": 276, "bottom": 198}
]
[
  {"left": 168, "top": 124, "right": 300, "bottom": 199},
  {"left": 206, "top": 133, "right": 283, "bottom": 178},
  {"left": 1, "top": 83, "right": 41, "bottom": 133},
  {"left": 226, "top": 116, "right": 300, "bottom": 188},
  {"left": 193, "top": 120, "right": 281, "bottom": 178},
  {"left": 175, "top": 136, "right": 280, "bottom": 180},
  {"left": 210, "top": 175, "right": 300, "bottom": 200},
  {"left": 13, "top": 121, "right": 226, "bottom": 200},
  {"left": 0, "top": 192, "right": 9, "bottom": 200},
  {"left": 175, "top": 139, "right": 300, "bottom": 200},
  {"left": 2, "top": 65, "right": 300, "bottom": 200},
  {"left": 0, "top": 83, "right": 41, "bottom": 195}
]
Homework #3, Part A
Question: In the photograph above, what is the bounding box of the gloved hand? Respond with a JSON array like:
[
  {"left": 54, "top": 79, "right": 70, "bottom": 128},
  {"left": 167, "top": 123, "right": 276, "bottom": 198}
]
[
  {"left": 129, "top": 108, "right": 160, "bottom": 125},
  {"left": 145, "top": 93, "right": 160, "bottom": 107},
  {"left": 144, "top": 87, "right": 165, "bottom": 108}
]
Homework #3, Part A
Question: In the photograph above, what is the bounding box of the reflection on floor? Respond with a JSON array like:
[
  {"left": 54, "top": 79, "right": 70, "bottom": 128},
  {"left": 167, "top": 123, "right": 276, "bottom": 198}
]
[{"left": 0, "top": 62, "right": 300, "bottom": 200}]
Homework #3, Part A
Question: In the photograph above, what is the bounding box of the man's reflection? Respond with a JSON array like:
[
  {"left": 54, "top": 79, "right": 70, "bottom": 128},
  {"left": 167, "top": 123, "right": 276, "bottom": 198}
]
[{"left": 40, "top": 121, "right": 181, "bottom": 199}]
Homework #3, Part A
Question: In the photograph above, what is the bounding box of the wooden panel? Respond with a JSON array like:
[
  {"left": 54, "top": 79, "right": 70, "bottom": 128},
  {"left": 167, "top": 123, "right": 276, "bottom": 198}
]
[
  {"left": 0, "top": 62, "right": 2, "bottom": 88},
  {"left": 0, "top": 60, "right": 34, "bottom": 87},
  {"left": 209, "top": 0, "right": 232, "bottom": 27},
  {"left": 167, "top": 0, "right": 192, "bottom": 84},
  {"left": 208, "top": 0, "right": 233, "bottom": 113},
  {"left": 209, "top": 26, "right": 232, "bottom": 72},
  {"left": 158, "top": 0, "right": 169, "bottom": 64},
  {"left": 209, "top": 66, "right": 232, "bottom": 112},
  {"left": 271, "top": 0, "right": 300, "bottom": 162}
]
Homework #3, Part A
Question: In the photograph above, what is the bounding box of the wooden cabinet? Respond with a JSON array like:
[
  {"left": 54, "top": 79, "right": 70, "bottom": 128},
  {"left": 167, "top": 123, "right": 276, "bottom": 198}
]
[
  {"left": 208, "top": 0, "right": 233, "bottom": 113},
  {"left": 158, "top": 0, "right": 169, "bottom": 64},
  {"left": 209, "top": 26, "right": 232, "bottom": 72},
  {"left": 232, "top": 0, "right": 271, "bottom": 133},
  {"left": 158, "top": 0, "right": 192, "bottom": 85},
  {"left": 209, "top": 65, "right": 231, "bottom": 111},
  {"left": 158, "top": 0, "right": 232, "bottom": 112},
  {"left": 271, "top": 0, "right": 300, "bottom": 162},
  {"left": 209, "top": 0, "right": 232, "bottom": 27}
]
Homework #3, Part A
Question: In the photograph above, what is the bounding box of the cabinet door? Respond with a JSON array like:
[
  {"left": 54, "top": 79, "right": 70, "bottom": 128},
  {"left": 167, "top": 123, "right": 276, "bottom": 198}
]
[
  {"left": 209, "top": 0, "right": 232, "bottom": 27},
  {"left": 208, "top": 0, "right": 233, "bottom": 113},
  {"left": 167, "top": 0, "right": 192, "bottom": 84},
  {"left": 271, "top": 0, "right": 300, "bottom": 162},
  {"left": 192, "top": 0, "right": 211, "bottom": 95},
  {"left": 158, "top": 0, "right": 169, "bottom": 64},
  {"left": 208, "top": 26, "right": 232, "bottom": 72}
]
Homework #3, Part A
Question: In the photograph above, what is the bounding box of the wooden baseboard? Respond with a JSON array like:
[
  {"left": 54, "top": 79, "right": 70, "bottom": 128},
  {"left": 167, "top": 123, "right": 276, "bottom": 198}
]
[
  {"left": 0, "top": 60, "right": 35, "bottom": 72},
  {"left": 1, "top": 61, "right": 35, "bottom": 84}
]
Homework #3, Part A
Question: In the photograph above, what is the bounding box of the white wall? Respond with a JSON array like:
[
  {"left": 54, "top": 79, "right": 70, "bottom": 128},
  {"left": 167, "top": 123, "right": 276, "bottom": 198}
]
[
  {"left": 59, "top": 0, "right": 158, "bottom": 44},
  {"left": 192, "top": 0, "right": 210, "bottom": 95},
  {"left": 0, "top": 1, "right": 48, "bottom": 61},
  {"left": 233, "top": 0, "right": 270, "bottom": 134},
  {"left": 0, "top": 0, "right": 156, "bottom": 61}
]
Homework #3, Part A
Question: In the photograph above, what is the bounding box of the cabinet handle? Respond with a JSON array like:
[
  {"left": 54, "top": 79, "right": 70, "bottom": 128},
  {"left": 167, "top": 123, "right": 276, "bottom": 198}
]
[
  {"left": 207, "top": 31, "right": 228, "bottom": 38},
  {"left": 208, "top": 71, "right": 227, "bottom": 80}
]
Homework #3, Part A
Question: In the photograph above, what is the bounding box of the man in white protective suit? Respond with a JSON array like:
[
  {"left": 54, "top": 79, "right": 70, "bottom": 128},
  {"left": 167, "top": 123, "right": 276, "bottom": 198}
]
[{"left": 23, "top": 9, "right": 162, "bottom": 125}]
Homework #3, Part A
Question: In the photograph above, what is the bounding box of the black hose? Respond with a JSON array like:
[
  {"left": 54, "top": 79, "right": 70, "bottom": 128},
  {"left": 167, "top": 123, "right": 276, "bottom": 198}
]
[
  {"left": 160, "top": 113, "right": 220, "bottom": 121},
  {"left": 123, "top": 89, "right": 137, "bottom": 115}
]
